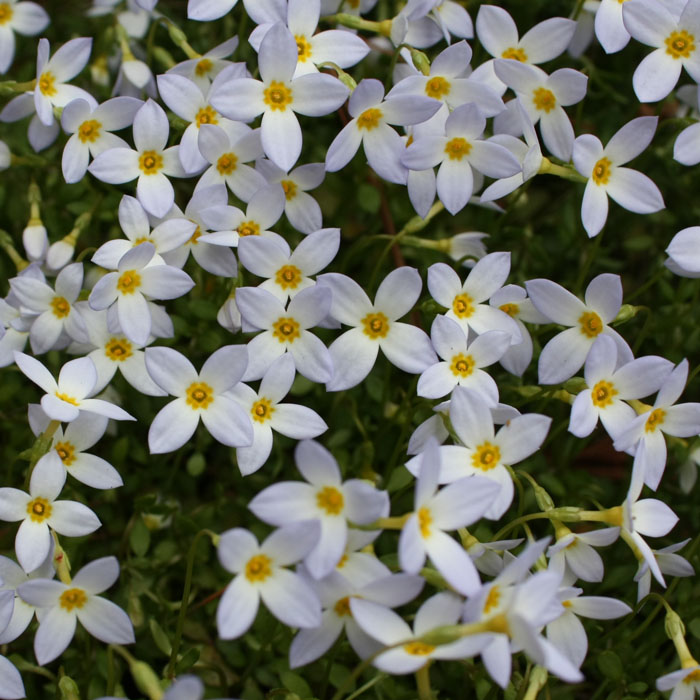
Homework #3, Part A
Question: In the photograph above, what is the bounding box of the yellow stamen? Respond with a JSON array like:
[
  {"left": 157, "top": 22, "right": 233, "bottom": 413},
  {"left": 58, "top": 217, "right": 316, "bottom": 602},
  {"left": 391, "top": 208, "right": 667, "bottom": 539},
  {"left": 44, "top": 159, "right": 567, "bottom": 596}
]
[
  {"left": 316, "top": 486, "right": 344, "bottom": 515},
  {"left": 245, "top": 554, "right": 272, "bottom": 582},
  {"left": 185, "top": 382, "right": 214, "bottom": 410},
  {"left": 263, "top": 81, "right": 293, "bottom": 111},
  {"left": 356, "top": 108, "right": 382, "bottom": 131},
  {"left": 78, "top": 119, "right": 101, "bottom": 143},
  {"left": 272, "top": 317, "right": 300, "bottom": 343},
  {"left": 361, "top": 312, "right": 389, "bottom": 339}
]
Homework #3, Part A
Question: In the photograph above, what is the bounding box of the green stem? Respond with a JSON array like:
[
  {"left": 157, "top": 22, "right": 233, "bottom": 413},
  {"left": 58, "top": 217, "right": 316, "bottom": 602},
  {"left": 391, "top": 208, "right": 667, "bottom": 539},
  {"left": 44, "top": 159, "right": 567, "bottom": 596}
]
[
  {"left": 345, "top": 673, "right": 386, "bottom": 700},
  {"left": 574, "top": 224, "right": 605, "bottom": 293},
  {"left": 415, "top": 663, "right": 432, "bottom": 700},
  {"left": 165, "top": 529, "right": 216, "bottom": 678}
]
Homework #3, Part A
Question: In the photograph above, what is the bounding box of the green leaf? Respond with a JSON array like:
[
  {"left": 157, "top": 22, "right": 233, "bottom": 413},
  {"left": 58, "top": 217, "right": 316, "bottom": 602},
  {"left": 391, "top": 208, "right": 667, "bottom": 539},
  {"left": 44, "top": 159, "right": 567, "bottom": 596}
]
[
  {"left": 281, "top": 671, "right": 312, "bottom": 698},
  {"left": 174, "top": 647, "right": 200, "bottom": 674},
  {"left": 597, "top": 650, "right": 624, "bottom": 680},
  {"left": 149, "top": 618, "right": 171, "bottom": 656},
  {"left": 129, "top": 517, "right": 151, "bottom": 557}
]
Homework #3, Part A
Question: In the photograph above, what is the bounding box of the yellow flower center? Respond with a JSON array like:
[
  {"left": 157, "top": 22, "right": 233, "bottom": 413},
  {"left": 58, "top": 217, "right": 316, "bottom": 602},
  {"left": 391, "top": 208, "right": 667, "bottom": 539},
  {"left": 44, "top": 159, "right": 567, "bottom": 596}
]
[
  {"left": 185, "top": 382, "right": 214, "bottom": 410},
  {"left": 532, "top": 87, "right": 556, "bottom": 113},
  {"left": 117, "top": 270, "right": 142, "bottom": 294},
  {"left": 188, "top": 226, "right": 202, "bottom": 246},
  {"left": 483, "top": 585, "right": 501, "bottom": 614},
  {"left": 295, "top": 35, "right": 312, "bottom": 62},
  {"left": 450, "top": 353, "right": 474, "bottom": 378},
  {"left": 0, "top": 3, "right": 13, "bottom": 24},
  {"left": 216, "top": 152, "right": 238, "bottom": 175},
  {"left": 425, "top": 76, "right": 451, "bottom": 99},
  {"left": 138, "top": 150, "right": 163, "bottom": 175},
  {"left": 78, "top": 119, "right": 102, "bottom": 143},
  {"left": 452, "top": 293, "right": 474, "bottom": 318},
  {"left": 417, "top": 506, "right": 432, "bottom": 538},
  {"left": 195, "top": 105, "right": 218, "bottom": 127},
  {"left": 501, "top": 47, "right": 527, "bottom": 61},
  {"left": 685, "top": 669, "right": 700, "bottom": 684},
  {"left": 404, "top": 641, "right": 435, "bottom": 656},
  {"left": 275, "top": 264, "right": 302, "bottom": 289},
  {"left": 578, "top": 310, "right": 603, "bottom": 338},
  {"left": 245, "top": 554, "right": 272, "bottom": 582},
  {"left": 251, "top": 397, "right": 274, "bottom": 423},
  {"left": 499, "top": 302, "right": 519, "bottom": 317},
  {"left": 26, "top": 497, "right": 52, "bottom": 523},
  {"left": 316, "top": 486, "right": 344, "bottom": 515},
  {"left": 238, "top": 221, "right": 260, "bottom": 238},
  {"left": 272, "top": 317, "right": 301, "bottom": 343},
  {"left": 195, "top": 58, "right": 213, "bottom": 77},
  {"left": 263, "top": 81, "right": 293, "bottom": 111},
  {"left": 50, "top": 296, "right": 71, "bottom": 318},
  {"left": 281, "top": 179, "right": 297, "bottom": 200},
  {"left": 55, "top": 441, "right": 76, "bottom": 466},
  {"left": 472, "top": 442, "right": 501, "bottom": 471},
  {"left": 444, "top": 137, "right": 471, "bottom": 161},
  {"left": 55, "top": 392, "right": 79, "bottom": 406},
  {"left": 361, "top": 311, "right": 389, "bottom": 339},
  {"left": 591, "top": 157, "right": 612, "bottom": 186},
  {"left": 665, "top": 29, "right": 695, "bottom": 59},
  {"left": 39, "top": 71, "right": 57, "bottom": 97},
  {"left": 334, "top": 596, "right": 352, "bottom": 617},
  {"left": 59, "top": 587, "right": 87, "bottom": 611},
  {"left": 645, "top": 408, "right": 666, "bottom": 432},
  {"left": 105, "top": 337, "right": 133, "bottom": 362},
  {"left": 357, "top": 108, "right": 382, "bottom": 131},
  {"left": 591, "top": 380, "right": 618, "bottom": 408}
]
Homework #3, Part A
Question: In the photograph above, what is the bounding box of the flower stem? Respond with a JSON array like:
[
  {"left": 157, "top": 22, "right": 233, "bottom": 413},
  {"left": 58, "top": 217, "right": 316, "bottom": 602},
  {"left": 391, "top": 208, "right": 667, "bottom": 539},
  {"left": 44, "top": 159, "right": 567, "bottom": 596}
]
[{"left": 415, "top": 664, "right": 433, "bottom": 700}]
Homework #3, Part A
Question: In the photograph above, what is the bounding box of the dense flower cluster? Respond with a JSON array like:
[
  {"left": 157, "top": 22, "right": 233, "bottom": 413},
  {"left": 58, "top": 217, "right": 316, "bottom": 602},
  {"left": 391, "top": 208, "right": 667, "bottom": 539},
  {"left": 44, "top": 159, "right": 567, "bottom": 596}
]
[{"left": 0, "top": 0, "right": 698, "bottom": 698}]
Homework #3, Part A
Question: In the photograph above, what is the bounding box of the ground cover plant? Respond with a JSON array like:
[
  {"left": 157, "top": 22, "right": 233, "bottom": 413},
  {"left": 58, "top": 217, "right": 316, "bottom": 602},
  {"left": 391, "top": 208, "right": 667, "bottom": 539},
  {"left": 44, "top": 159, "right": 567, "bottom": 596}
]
[{"left": 0, "top": 0, "right": 699, "bottom": 698}]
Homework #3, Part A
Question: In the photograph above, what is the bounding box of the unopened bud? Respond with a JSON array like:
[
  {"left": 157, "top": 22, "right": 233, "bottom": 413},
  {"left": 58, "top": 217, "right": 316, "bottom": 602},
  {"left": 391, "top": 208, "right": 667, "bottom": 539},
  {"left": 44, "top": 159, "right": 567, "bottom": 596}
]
[
  {"left": 410, "top": 49, "right": 431, "bottom": 75},
  {"left": 563, "top": 377, "right": 587, "bottom": 394},
  {"left": 58, "top": 676, "right": 80, "bottom": 700},
  {"left": 419, "top": 624, "right": 464, "bottom": 646},
  {"left": 534, "top": 484, "right": 555, "bottom": 512},
  {"left": 0, "top": 140, "right": 9, "bottom": 171},
  {"left": 613, "top": 304, "right": 639, "bottom": 324},
  {"left": 130, "top": 660, "right": 164, "bottom": 700},
  {"left": 22, "top": 223, "right": 47, "bottom": 262}
]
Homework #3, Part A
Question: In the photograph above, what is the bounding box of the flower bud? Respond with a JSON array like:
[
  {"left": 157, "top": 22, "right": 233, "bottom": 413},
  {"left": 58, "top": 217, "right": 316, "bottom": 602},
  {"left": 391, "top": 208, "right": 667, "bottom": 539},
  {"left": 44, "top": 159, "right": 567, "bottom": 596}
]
[
  {"left": 0, "top": 140, "right": 10, "bottom": 171},
  {"left": 22, "top": 223, "right": 48, "bottom": 262}
]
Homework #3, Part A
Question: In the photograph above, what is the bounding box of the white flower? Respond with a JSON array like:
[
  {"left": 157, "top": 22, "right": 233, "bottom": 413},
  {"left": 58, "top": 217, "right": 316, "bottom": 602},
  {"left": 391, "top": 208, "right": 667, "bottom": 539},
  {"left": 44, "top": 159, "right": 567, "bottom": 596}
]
[
  {"left": 0, "top": 550, "right": 54, "bottom": 644},
  {"left": 33, "top": 37, "right": 95, "bottom": 126},
  {"left": 211, "top": 22, "right": 349, "bottom": 170},
  {"left": 615, "top": 359, "right": 700, "bottom": 491},
  {"left": 594, "top": 0, "right": 632, "bottom": 54},
  {"left": 196, "top": 122, "right": 267, "bottom": 202},
  {"left": 249, "top": 0, "right": 370, "bottom": 78},
  {"left": 228, "top": 354, "right": 328, "bottom": 475},
  {"left": 488, "top": 284, "right": 548, "bottom": 377},
  {"left": 399, "top": 439, "right": 498, "bottom": 595},
  {"left": 0, "top": 0, "right": 49, "bottom": 74},
  {"left": 145, "top": 345, "right": 253, "bottom": 454},
  {"left": 61, "top": 97, "right": 142, "bottom": 183},
  {"left": 413, "top": 387, "right": 550, "bottom": 519},
  {"left": 546, "top": 587, "right": 631, "bottom": 668},
  {"left": 402, "top": 103, "right": 521, "bottom": 215},
  {"left": 417, "top": 316, "right": 509, "bottom": 401},
  {"left": 635, "top": 539, "right": 694, "bottom": 602},
  {"left": 569, "top": 335, "right": 673, "bottom": 441},
  {"left": 166, "top": 37, "right": 240, "bottom": 90},
  {"left": 0, "top": 656, "right": 24, "bottom": 699},
  {"left": 255, "top": 160, "right": 326, "bottom": 234},
  {"left": 290, "top": 566, "right": 423, "bottom": 668},
  {"left": 318, "top": 267, "right": 437, "bottom": 391},
  {"left": 475, "top": 5, "right": 576, "bottom": 91},
  {"left": 525, "top": 273, "right": 633, "bottom": 385},
  {"left": 88, "top": 99, "right": 187, "bottom": 218},
  {"left": 351, "top": 592, "right": 483, "bottom": 674},
  {"left": 29, "top": 407, "right": 122, "bottom": 490},
  {"left": 88, "top": 242, "right": 194, "bottom": 346},
  {"left": 623, "top": 0, "right": 700, "bottom": 102},
  {"left": 667, "top": 227, "right": 700, "bottom": 275},
  {"left": 463, "top": 540, "right": 583, "bottom": 687},
  {"left": 0, "top": 455, "right": 100, "bottom": 573},
  {"left": 14, "top": 352, "right": 135, "bottom": 423},
  {"left": 9, "top": 262, "right": 89, "bottom": 354},
  {"left": 235, "top": 284, "right": 333, "bottom": 383},
  {"left": 427, "top": 253, "right": 522, "bottom": 342},
  {"left": 547, "top": 526, "right": 620, "bottom": 584},
  {"left": 159, "top": 186, "right": 239, "bottom": 278},
  {"left": 249, "top": 440, "right": 387, "bottom": 578},
  {"left": 238, "top": 227, "right": 339, "bottom": 303},
  {"left": 389, "top": 41, "right": 504, "bottom": 117},
  {"left": 326, "top": 78, "right": 440, "bottom": 184},
  {"left": 573, "top": 116, "right": 664, "bottom": 237},
  {"left": 494, "top": 60, "right": 587, "bottom": 161},
  {"left": 656, "top": 664, "right": 700, "bottom": 700},
  {"left": 216, "top": 521, "right": 321, "bottom": 639},
  {"left": 18, "top": 556, "right": 134, "bottom": 665}
]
